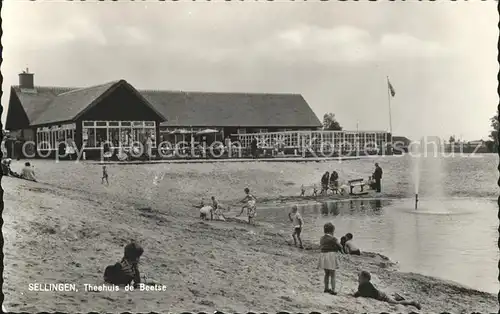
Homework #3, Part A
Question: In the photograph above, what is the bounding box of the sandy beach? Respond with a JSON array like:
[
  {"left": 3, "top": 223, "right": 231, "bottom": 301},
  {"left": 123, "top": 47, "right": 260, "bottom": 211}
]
[{"left": 2, "top": 159, "right": 497, "bottom": 313}]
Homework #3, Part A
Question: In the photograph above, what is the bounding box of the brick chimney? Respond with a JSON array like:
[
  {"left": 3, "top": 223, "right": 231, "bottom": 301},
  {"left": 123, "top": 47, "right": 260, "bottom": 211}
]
[{"left": 19, "top": 68, "right": 34, "bottom": 89}]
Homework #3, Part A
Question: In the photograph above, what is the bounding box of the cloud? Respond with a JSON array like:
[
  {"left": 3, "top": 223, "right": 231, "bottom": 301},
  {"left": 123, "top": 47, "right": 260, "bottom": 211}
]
[
  {"left": 378, "top": 33, "right": 449, "bottom": 60},
  {"left": 0, "top": 2, "right": 496, "bottom": 140},
  {"left": 240, "top": 25, "right": 450, "bottom": 66},
  {"left": 64, "top": 18, "right": 108, "bottom": 46}
]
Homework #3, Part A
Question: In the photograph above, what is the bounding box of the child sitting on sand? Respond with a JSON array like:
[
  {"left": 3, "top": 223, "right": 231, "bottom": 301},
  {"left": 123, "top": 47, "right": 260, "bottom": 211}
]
[
  {"left": 2, "top": 159, "right": 21, "bottom": 178},
  {"left": 353, "top": 271, "right": 421, "bottom": 310},
  {"left": 104, "top": 241, "right": 143, "bottom": 288},
  {"left": 211, "top": 196, "right": 227, "bottom": 221},
  {"left": 21, "top": 162, "right": 37, "bottom": 182},
  {"left": 318, "top": 222, "right": 343, "bottom": 295},
  {"left": 288, "top": 205, "right": 304, "bottom": 249},
  {"left": 211, "top": 196, "right": 219, "bottom": 211},
  {"left": 237, "top": 188, "right": 257, "bottom": 225},
  {"left": 340, "top": 236, "right": 347, "bottom": 253},
  {"left": 200, "top": 205, "right": 212, "bottom": 220},
  {"left": 345, "top": 233, "right": 361, "bottom": 255}
]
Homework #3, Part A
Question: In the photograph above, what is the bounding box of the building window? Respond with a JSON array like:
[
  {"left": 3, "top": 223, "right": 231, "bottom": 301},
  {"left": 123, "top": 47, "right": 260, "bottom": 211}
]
[
  {"left": 237, "top": 128, "right": 246, "bottom": 134},
  {"left": 109, "top": 127, "right": 119, "bottom": 147},
  {"left": 82, "top": 120, "right": 156, "bottom": 149},
  {"left": 36, "top": 123, "right": 76, "bottom": 151},
  {"left": 88, "top": 128, "right": 96, "bottom": 147},
  {"left": 258, "top": 128, "right": 268, "bottom": 133}
]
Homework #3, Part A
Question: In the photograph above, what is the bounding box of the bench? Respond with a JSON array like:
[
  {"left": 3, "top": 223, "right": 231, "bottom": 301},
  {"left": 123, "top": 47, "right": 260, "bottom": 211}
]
[{"left": 347, "top": 178, "right": 366, "bottom": 195}]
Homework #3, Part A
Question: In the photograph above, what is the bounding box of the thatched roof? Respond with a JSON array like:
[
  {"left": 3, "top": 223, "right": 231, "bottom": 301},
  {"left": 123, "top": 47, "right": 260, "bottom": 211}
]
[
  {"left": 7, "top": 79, "right": 321, "bottom": 129},
  {"left": 142, "top": 90, "right": 321, "bottom": 128}
]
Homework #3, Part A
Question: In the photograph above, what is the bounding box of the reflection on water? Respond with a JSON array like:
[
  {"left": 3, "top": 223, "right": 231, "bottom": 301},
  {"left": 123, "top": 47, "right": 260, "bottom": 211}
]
[
  {"left": 261, "top": 198, "right": 497, "bottom": 294},
  {"left": 306, "top": 199, "right": 388, "bottom": 216}
]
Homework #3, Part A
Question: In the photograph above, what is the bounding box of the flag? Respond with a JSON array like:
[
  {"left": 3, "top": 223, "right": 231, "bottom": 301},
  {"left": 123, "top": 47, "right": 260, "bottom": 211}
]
[{"left": 387, "top": 78, "right": 396, "bottom": 97}]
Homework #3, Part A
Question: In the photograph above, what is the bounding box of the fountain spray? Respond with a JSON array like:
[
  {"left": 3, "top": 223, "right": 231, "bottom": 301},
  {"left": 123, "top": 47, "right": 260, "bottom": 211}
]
[{"left": 415, "top": 194, "right": 419, "bottom": 210}]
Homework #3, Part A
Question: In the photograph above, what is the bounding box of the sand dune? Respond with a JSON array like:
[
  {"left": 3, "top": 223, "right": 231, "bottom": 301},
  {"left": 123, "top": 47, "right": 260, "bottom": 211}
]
[{"left": 2, "top": 160, "right": 497, "bottom": 312}]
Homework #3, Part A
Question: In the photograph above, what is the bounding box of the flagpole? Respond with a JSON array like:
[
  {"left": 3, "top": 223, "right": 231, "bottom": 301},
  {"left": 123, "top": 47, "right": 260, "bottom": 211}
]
[{"left": 387, "top": 76, "right": 393, "bottom": 136}]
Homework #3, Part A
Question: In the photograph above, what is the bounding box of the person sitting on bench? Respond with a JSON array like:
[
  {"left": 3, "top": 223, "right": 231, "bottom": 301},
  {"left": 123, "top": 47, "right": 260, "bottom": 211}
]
[
  {"left": 330, "top": 171, "right": 339, "bottom": 193},
  {"left": 321, "top": 171, "right": 330, "bottom": 195}
]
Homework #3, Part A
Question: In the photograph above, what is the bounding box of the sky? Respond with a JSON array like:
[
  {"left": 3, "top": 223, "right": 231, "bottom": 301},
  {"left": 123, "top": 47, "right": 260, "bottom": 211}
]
[{"left": 1, "top": 1, "right": 498, "bottom": 141}]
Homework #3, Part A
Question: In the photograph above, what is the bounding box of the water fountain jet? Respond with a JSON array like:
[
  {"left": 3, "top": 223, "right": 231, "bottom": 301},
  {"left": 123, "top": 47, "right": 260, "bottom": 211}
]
[{"left": 410, "top": 136, "right": 447, "bottom": 212}]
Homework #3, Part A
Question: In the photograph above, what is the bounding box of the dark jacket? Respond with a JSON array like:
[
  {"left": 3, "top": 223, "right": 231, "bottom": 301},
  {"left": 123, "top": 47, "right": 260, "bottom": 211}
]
[
  {"left": 330, "top": 171, "right": 339, "bottom": 182},
  {"left": 373, "top": 167, "right": 383, "bottom": 180},
  {"left": 321, "top": 173, "right": 330, "bottom": 185},
  {"left": 104, "top": 258, "right": 141, "bottom": 287},
  {"left": 251, "top": 139, "right": 258, "bottom": 150},
  {"left": 354, "top": 281, "right": 380, "bottom": 299}
]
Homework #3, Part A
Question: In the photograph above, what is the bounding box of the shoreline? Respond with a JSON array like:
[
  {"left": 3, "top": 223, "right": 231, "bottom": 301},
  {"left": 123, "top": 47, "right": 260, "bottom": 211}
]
[
  {"left": 2, "top": 165, "right": 496, "bottom": 312},
  {"left": 84, "top": 156, "right": 363, "bottom": 164},
  {"left": 224, "top": 196, "right": 495, "bottom": 295}
]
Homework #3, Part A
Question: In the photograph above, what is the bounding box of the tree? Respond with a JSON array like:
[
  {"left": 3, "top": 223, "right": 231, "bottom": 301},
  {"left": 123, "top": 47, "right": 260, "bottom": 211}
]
[
  {"left": 449, "top": 135, "right": 456, "bottom": 144},
  {"left": 489, "top": 113, "right": 498, "bottom": 143},
  {"left": 322, "top": 113, "right": 343, "bottom": 131}
]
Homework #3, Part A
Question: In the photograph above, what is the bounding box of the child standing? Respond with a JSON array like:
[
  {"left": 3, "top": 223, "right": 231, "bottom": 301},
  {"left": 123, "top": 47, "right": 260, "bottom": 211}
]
[
  {"left": 300, "top": 185, "right": 306, "bottom": 197},
  {"left": 104, "top": 241, "right": 144, "bottom": 288},
  {"left": 288, "top": 205, "right": 304, "bottom": 249},
  {"left": 237, "top": 188, "right": 257, "bottom": 225},
  {"left": 353, "top": 271, "right": 421, "bottom": 310},
  {"left": 318, "top": 222, "right": 343, "bottom": 295},
  {"left": 101, "top": 165, "right": 109, "bottom": 185}
]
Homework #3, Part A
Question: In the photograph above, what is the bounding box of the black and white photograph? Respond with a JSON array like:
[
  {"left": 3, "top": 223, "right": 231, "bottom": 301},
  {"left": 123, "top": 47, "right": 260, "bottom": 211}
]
[{"left": 1, "top": 0, "right": 498, "bottom": 312}]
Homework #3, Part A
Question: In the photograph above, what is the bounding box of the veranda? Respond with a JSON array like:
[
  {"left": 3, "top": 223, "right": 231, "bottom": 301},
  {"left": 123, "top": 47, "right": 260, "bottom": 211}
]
[{"left": 235, "top": 130, "right": 391, "bottom": 157}]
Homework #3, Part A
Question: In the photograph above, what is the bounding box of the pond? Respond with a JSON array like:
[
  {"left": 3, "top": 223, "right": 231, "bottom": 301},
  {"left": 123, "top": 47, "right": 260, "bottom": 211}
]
[{"left": 259, "top": 196, "right": 497, "bottom": 293}]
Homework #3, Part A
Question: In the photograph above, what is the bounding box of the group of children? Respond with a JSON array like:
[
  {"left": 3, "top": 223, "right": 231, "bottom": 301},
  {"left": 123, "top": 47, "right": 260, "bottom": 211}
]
[
  {"left": 104, "top": 217, "right": 420, "bottom": 310},
  {"left": 318, "top": 222, "right": 421, "bottom": 309},
  {"left": 199, "top": 196, "right": 228, "bottom": 221},
  {"left": 99, "top": 166, "right": 419, "bottom": 310},
  {"left": 300, "top": 170, "right": 349, "bottom": 198},
  {"left": 286, "top": 205, "right": 420, "bottom": 309},
  {"left": 198, "top": 187, "right": 258, "bottom": 225}
]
